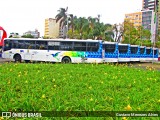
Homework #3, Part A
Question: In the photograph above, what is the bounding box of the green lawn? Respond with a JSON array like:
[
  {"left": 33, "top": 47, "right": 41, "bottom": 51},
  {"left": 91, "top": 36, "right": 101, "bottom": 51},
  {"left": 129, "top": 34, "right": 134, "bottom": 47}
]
[{"left": 0, "top": 63, "right": 160, "bottom": 120}]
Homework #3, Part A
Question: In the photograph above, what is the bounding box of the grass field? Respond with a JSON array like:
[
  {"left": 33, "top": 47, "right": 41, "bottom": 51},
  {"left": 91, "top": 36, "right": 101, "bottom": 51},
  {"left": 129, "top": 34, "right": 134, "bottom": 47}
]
[{"left": 0, "top": 62, "right": 160, "bottom": 120}]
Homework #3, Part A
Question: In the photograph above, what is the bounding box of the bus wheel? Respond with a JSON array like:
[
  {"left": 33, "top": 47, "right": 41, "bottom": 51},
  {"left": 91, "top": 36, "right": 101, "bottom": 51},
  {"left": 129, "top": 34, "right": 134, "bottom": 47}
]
[
  {"left": 61, "top": 57, "right": 71, "bottom": 63},
  {"left": 14, "top": 54, "right": 21, "bottom": 63}
]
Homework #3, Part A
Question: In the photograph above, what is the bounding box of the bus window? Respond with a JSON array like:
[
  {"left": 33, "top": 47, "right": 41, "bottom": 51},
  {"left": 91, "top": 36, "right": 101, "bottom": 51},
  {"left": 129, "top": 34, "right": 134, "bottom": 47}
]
[
  {"left": 60, "top": 41, "right": 73, "bottom": 51},
  {"left": 119, "top": 46, "right": 128, "bottom": 53},
  {"left": 87, "top": 42, "right": 99, "bottom": 52},
  {"left": 73, "top": 42, "right": 86, "bottom": 51},
  {"left": 140, "top": 48, "right": 145, "bottom": 54},
  {"left": 130, "top": 47, "right": 138, "bottom": 54},
  {"left": 24, "top": 40, "right": 36, "bottom": 49},
  {"left": 3, "top": 40, "right": 12, "bottom": 51},
  {"left": 154, "top": 50, "right": 157, "bottom": 55},
  {"left": 146, "top": 49, "right": 151, "bottom": 55},
  {"left": 36, "top": 41, "right": 47, "bottom": 50},
  {"left": 48, "top": 41, "right": 60, "bottom": 50},
  {"left": 12, "top": 40, "right": 25, "bottom": 49},
  {"left": 12, "top": 40, "right": 19, "bottom": 48},
  {"left": 104, "top": 44, "right": 116, "bottom": 53}
]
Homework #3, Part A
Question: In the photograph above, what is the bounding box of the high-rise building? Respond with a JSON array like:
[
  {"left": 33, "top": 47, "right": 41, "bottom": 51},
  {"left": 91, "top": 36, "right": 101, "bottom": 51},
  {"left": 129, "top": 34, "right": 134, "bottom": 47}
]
[
  {"left": 142, "top": 0, "right": 158, "bottom": 11},
  {"left": 44, "top": 18, "right": 60, "bottom": 38},
  {"left": 142, "top": 0, "right": 159, "bottom": 31}
]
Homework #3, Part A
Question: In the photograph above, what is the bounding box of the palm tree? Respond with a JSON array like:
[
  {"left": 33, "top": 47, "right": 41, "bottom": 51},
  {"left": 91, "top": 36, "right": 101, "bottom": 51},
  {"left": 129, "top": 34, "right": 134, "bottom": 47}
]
[
  {"left": 68, "top": 14, "right": 74, "bottom": 38},
  {"left": 55, "top": 7, "right": 68, "bottom": 27},
  {"left": 88, "top": 17, "right": 98, "bottom": 30},
  {"left": 55, "top": 7, "right": 68, "bottom": 37},
  {"left": 97, "top": 14, "right": 100, "bottom": 23},
  {"left": 74, "top": 17, "right": 89, "bottom": 39}
]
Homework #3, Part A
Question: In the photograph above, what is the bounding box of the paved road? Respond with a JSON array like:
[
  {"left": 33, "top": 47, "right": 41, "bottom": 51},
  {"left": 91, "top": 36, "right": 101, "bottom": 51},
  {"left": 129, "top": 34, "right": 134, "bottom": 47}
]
[{"left": 0, "top": 58, "right": 13, "bottom": 63}]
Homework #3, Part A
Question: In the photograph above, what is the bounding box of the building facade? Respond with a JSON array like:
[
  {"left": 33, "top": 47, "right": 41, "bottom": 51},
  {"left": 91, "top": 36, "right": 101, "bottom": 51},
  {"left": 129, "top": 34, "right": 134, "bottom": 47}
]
[
  {"left": 125, "top": 12, "right": 142, "bottom": 28},
  {"left": 142, "top": 0, "right": 159, "bottom": 31},
  {"left": 142, "top": 0, "right": 158, "bottom": 11},
  {"left": 23, "top": 29, "right": 40, "bottom": 38},
  {"left": 44, "top": 18, "right": 60, "bottom": 38},
  {"left": 142, "top": 10, "right": 155, "bottom": 42}
]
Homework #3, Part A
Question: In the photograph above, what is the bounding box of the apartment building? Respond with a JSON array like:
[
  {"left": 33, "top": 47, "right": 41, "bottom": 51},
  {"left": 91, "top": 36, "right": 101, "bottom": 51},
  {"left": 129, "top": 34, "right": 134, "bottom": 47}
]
[
  {"left": 44, "top": 18, "right": 60, "bottom": 38},
  {"left": 125, "top": 12, "right": 142, "bottom": 27}
]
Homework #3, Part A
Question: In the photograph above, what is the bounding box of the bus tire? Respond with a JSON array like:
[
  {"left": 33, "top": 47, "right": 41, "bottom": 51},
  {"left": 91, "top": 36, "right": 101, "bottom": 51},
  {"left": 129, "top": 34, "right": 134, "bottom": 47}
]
[
  {"left": 14, "top": 54, "right": 21, "bottom": 63},
  {"left": 61, "top": 56, "right": 71, "bottom": 63}
]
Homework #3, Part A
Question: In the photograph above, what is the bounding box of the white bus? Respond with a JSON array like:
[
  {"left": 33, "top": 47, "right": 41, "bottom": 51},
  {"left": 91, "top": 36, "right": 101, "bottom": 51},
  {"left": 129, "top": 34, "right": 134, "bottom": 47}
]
[{"left": 2, "top": 38, "right": 103, "bottom": 63}]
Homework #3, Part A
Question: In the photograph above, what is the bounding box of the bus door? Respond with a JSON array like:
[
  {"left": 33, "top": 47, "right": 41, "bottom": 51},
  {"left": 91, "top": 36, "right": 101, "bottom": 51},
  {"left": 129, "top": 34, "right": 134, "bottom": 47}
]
[
  {"left": 24, "top": 40, "right": 36, "bottom": 60},
  {"left": 33, "top": 41, "right": 48, "bottom": 61}
]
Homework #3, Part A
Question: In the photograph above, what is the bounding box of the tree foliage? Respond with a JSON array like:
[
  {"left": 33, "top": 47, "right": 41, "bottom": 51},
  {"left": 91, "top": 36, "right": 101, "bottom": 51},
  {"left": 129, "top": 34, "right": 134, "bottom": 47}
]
[
  {"left": 55, "top": 7, "right": 68, "bottom": 28},
  {"left": 55, "top": 8, "right": 154, "bottom": 47},
  {"left": 21, "top": 34, "right": 34, "bottom": 38},
  {"left": 122, "top": 20, "right": 151, "bottom": 46}
]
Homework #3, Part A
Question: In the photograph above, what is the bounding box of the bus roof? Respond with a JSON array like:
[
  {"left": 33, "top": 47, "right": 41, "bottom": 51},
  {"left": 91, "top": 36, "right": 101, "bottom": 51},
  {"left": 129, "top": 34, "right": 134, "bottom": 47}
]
[
  {"left": 118, "top": 43, "right": 130, "bottom": 46},
  {"left": 103, "top": 41, "right": 118, "bottom": 44},
  {"left": 4, "top": 38, "right": 102, "bottom": 43},
  {"left": 130, "top": 45, "right": 139, "bottom": 47},
  {"left": 146, "top": 47, "right": 152, "bottom": 49},
  {"left": 140, "top": 46, "right": 146, "bottom": 48}
]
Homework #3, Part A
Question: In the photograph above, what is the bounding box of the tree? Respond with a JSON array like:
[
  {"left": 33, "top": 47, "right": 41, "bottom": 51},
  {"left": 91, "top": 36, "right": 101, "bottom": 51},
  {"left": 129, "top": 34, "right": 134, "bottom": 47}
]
[
  {"left": 74, "top": 17, "right": 89, "bottom": 39},
  {"left": 68, "top": 14, "right": 74, "bottom": 38},
  {"left": 55, "top": 7, "right": 68, "bottom": 38},
  {"left": 104, "top": 31, "right": 114, "bottom": 42},
  {"left": 43, "top": 36, "right": 49, "bottom": 39},
  {"left": 55, "top": 7, "right": 68, "bottom": 28},
  {"left": 104, "top": 24, "right": 114, "bottom": 41},
  {"left": 21, "top": 34, "right": 34, "bottom": 38},
  {"left": 9, "top": 35, "right": 13, "bottom": 38},
  {"left": 122, "top": 20, "right": 151, "bottom": 45},
  {"left": 112, "top": 23, "right": 124, "bottom": 43}
]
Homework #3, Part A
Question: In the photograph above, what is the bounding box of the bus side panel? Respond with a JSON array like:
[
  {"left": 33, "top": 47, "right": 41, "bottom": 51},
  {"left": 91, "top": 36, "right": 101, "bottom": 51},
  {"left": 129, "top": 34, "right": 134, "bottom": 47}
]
[
  {"left": 31, "top": 50, "right": 50, "bottom": 62},
  {"left": 103, "top": 43, "right": 118, "bottom": 63},
  {"left": 130, "top": 46, "right": 140, "bottom": 62},
  {"left": 145, "top": 48, "right": 152, "bottom": 61},
  {"left": 153, "top": 49, "right": 158, "bottom": 61},
  {"left": 118, "top": 45, "right": 130, "bottom": 62}
]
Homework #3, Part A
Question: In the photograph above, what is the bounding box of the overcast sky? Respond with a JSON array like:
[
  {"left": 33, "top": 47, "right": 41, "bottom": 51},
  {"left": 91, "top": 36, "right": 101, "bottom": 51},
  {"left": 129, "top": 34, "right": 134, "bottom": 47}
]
[{"left": 0, "top": 0, "right": 142, "bottom": 37}]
